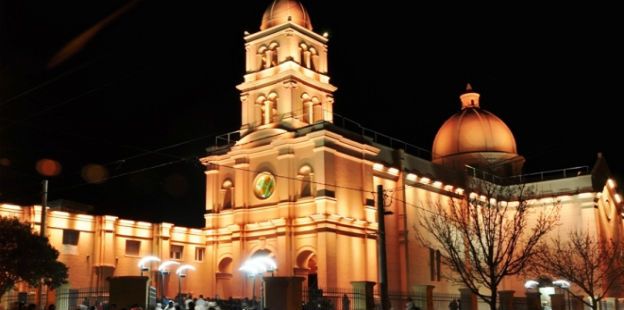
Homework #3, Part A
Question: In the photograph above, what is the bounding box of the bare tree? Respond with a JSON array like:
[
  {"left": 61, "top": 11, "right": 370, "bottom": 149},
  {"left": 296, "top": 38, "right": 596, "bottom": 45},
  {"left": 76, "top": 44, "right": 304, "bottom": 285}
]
[
  {"left": 416, "top": 182, "right": 560, "bottom": 310},
  {"left": 534, "top": 230, "right": 624, "bottom": 310}
]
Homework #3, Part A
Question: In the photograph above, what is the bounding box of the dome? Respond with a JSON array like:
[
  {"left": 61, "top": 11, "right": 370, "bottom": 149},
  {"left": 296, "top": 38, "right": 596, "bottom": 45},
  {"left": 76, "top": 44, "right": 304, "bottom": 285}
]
[
  {"left": 260, "top": 0, "right": 313, "bottom": 31},
  {"left": 432, "top": 109, "right": 517, "bottom": 158},
  {"left": 432, "top": 85, "right": 523, "bottom": 175}
]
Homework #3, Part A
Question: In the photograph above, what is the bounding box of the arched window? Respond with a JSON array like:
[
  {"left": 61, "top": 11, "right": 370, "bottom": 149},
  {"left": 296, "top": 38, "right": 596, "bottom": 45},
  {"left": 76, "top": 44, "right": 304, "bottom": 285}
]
[
  {"left": 257, "top": 45, "right": 268, "bottom": 70},
  {"left": 299, "top": 42, "right": 318, "bottom": 70},
  {"left": 221, "top": 179, "right": 233, "bottom": 210},
  {"left": 259, "top": 42, "right": 279, "bottom": 70},
  {"left": 268, "top": 41, "right": 279, "bottom": 67},
  {"left": 301, "top": 93, "right": 321, "bottom": 124},
  {"left": 255, "top": 92, "right": 278, "bottom": 125},
  {"left": 298, "top": 165, "right": 314, "bottom": 198},
  {"left": 308, "top": 47, "right": 318, "bottom": 71},
  {"left": 429, "top": 248, "right": 442, "bottom": 281}
]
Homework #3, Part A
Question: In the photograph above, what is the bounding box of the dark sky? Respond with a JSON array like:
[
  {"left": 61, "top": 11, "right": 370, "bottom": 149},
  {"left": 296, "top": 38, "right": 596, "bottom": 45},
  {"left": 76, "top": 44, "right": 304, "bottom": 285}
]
[{"left": 0, "top": 1, "right": 622, "bottom": 227}]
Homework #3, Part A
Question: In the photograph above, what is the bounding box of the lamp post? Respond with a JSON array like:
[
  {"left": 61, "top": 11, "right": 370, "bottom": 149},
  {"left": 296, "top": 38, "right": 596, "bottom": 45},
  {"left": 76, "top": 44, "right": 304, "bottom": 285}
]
[
  {"left": 158, "top": 261, "right": 180, "bottom": 304},
  {"left": 175, "top": 265, "right": 196, "bottom": 307},
  {"left": 239, "top": 255, "right": 277, "bottom": 310},
  {"left": 138, "top": 256, "right": 161, "bottom": 277}
]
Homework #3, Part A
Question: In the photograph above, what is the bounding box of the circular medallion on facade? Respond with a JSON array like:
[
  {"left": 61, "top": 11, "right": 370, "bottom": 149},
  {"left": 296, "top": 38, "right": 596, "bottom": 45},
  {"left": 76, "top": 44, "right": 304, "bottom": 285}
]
[{"left": 254, "top": 172, "right": 276, "bottom": 199}]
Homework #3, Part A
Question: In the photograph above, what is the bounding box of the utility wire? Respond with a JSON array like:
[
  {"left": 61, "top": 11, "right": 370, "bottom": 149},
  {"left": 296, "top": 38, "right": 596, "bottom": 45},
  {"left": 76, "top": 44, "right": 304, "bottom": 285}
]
[
  {"left": 0, "top": 78, "right": 125, "bottom": 133},
  {"left": 0, "top": 61, "right": 95, "bottom": 111}
]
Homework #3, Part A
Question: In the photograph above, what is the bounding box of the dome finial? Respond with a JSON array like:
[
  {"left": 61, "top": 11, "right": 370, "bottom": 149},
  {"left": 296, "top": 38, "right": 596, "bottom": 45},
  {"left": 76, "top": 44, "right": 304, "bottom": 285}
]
[{"left": 460, "top": 83, "right": 480, "bottom": 109}]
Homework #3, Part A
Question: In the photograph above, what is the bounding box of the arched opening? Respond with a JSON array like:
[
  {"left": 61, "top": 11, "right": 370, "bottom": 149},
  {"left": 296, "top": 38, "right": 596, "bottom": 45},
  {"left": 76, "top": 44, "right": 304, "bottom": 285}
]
[
  {"left": 252, "top": 249, "right": 272, "bottom": 258},
  {"left": 298, "top": 165, "right": 314, "bottom": 199},
  {"left": 221, "top": 179, "right": 233, "bottom": 210},
  {"left": 295, "top": 250, "right": 317, "bottom": 289},
  {"left": 268, "top": 41, "right": 279, "bottom": 67},
  {"left": 299, "top": 42, "right": 308, "bottom": 66},
  {"left": 255, "top": 95, "right": 265, "bottom": 126},
  {"left": 242, "top": 249, "right": 274, "bottom": 301},
  {"left": 311, "top": 97, "right": 322, "bottom": 123},
  {"left": 218, "top": 257, "right": 233, "bottom": 274},
  {"left": 216, "top": 257, "right": 233, "bottom": 298},
  {"left": 257, "top": 45, "right": 268, "bottom": 70},
  {"left": 309, "top": 47, "right": 318, "bottom": 71}
]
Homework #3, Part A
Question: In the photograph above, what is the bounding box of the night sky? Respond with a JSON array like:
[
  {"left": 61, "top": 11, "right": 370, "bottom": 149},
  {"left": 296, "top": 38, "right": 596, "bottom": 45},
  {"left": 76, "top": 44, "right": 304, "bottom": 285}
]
[{"left": 0, "top": 1, "right": 622, "bottom": 227}]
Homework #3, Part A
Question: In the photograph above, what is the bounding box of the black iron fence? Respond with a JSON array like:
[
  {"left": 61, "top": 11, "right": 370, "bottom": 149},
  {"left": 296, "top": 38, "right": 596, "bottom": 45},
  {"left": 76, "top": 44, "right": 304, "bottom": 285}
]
[
  {"left": 1, "top": 291, "right": 48, "bottom": 310},
  {"left": 301, "top": 288, "right": 467, "bottom": 310},
  {"left": 56, "top": 288, "right": 109, "bottom": 310}
]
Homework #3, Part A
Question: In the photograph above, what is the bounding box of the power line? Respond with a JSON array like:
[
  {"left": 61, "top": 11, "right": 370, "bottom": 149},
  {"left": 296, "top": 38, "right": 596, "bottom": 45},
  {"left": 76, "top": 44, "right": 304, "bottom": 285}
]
[
  {"left": 213, "top": 162, "right": 377, "bottom": 196},
  {"left": 51, "top": 157, "right": 194, "bottom": 195},
  {"left": 0, "top": 61, "right": 95, "bottom": 111},
  {"left": 0, "top": 76, "right": 129, "bottom": 133}
]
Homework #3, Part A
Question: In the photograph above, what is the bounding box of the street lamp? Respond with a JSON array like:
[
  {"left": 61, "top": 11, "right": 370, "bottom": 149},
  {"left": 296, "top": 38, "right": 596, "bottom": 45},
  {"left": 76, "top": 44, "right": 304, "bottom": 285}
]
[
  {"left": 239, "top": 255, "right": 277, "bottom": 310},
  {"left": 175, "top": 265, "right": 196, "bottom": 307},
  {"left": 158, "top": 261, "right": 180, "bottom": 304},
  {"left": 138, "top": 256, "right": 161, "bottom": 276}
]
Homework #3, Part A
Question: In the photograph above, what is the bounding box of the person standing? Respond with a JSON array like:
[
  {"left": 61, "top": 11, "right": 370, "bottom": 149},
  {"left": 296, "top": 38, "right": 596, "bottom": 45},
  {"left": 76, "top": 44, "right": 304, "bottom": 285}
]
[
  {"left": 342, "top": 294, "right": 350, "bottom": 310},
  {"left": 405, "top": 297, "right": 417, "bottom": 310},
  {"left": 449, "top": 299, "right": 459, "bottom": 310}
]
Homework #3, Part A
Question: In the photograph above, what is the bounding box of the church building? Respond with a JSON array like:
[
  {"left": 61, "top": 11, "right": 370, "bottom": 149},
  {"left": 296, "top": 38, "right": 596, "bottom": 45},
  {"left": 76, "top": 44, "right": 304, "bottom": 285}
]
[{"left": 2, "top": 0, "right": 622, "bottom": 308}]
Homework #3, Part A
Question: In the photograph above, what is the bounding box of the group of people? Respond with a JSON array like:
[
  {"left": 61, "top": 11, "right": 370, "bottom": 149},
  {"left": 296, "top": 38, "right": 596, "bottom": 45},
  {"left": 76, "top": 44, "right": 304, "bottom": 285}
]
[
  {"left": 404, "top": 297, "right": 461, "bottom": 310},
  {"left": 155, "top": 295, "right": 263, "bottom": 310},
  {"left": 156, "top": 295, "right": 221, "bottom": 310}
]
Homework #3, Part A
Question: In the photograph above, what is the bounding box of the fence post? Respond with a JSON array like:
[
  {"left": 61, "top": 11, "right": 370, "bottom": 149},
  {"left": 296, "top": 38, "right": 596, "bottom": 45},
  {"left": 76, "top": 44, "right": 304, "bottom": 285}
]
[
  {"left": 350, "top": 281, "right": 375, "bottom": 310},
  {"left": 500, "top": 290, "right": 515, "bottom": 310},
  {"left": 459, "top": 288, "right": 477, "bottom": 310},
  {"left": 411, "top": 285, "right": 434, "bottom": 310},
  {"left": 264, "top": 276, "right": 304, "bottom": 310},
  {"left": 526, "top": 292, "right": 541, "bottom": 310},
  {"left": 550, "top": 294, "right": 566, "bottom": 310}
]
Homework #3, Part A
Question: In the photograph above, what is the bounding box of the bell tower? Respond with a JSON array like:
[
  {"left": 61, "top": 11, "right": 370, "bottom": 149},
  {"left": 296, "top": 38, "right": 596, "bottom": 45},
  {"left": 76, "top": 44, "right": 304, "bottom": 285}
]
[{"left": 237, "top": 0, "right": 337, "bottom": 136}]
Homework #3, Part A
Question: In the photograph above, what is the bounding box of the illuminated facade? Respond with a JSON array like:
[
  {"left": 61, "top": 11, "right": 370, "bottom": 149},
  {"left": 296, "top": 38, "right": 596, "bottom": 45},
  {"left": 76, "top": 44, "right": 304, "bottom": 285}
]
[{"left": 2, "top": 0, "right": 623, "bottom": 306}]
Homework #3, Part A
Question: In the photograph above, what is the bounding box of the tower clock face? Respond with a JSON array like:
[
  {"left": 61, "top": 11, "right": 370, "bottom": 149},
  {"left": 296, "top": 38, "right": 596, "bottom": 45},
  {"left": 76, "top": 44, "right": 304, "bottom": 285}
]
[{"left": 254, "top": 172, "right": 276, "bottom": 199}]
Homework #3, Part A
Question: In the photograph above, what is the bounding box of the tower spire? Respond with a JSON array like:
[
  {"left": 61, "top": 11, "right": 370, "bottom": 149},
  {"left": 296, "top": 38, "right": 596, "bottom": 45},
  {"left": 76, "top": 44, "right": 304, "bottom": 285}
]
[{"left": 236, "top": 0, "right": 336, "bottom": 136}]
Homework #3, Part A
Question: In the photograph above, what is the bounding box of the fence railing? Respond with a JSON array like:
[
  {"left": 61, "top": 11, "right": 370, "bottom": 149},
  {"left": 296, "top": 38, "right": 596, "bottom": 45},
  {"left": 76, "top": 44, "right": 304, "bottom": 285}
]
[
  {"left": 466, "top": 165, "right": 590, "bottom": 185},
  {"left": 302, "top": 288, "right": 474, "bottom": 310},
  {"left": 0, "top": 291, "right": 48, "bottom": 310},
  {"left": 56, "top": 288, "right": 109, "bottom": 310},
  {"left": 208, "top": 112, "right": 433, "bottom": 160}
]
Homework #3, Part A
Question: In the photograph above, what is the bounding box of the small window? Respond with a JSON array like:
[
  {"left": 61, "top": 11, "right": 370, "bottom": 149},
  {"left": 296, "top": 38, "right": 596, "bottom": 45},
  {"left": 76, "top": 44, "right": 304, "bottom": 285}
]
[
  {"left": 170, "top": 245, "right": 184, "bottom": 260},
  {"left": 429, "top": 248, "right": 442, "bottom": 282},
  {"left": 125, "top": 240, "right": 141, "bottom": 256},
  {"left": 195, "top": 247, "right": 206, "bottom": 262},
  {"left": 62, "top": 229, "right": 80, "bottom": 245},
  {"left": 435, "top": 249, "right": 441, "bottom": 281}
]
